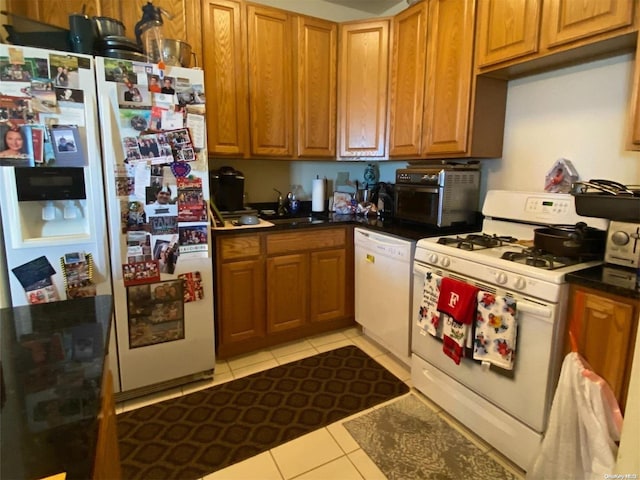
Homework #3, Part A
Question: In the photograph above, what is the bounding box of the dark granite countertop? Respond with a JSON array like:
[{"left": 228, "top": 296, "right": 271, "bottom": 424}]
[
  {"left": 212, "top": 211, "right": 482, "bottom": 242},
  {"left": 566, "top": 265, "right": 640, "bottom": 299},
  {"left": 1, "top": 296, "right": 114, "bottom": 480}
]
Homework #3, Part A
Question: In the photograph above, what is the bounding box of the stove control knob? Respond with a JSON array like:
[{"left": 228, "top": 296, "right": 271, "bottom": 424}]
[
  {"left": 428, "top": 253, "right": 439, "bottom": 264},
  {"left": 496, "top": 272, "right": 508, "bottom": 285},
  {"left": 514, "top": 276, "right": 526, "bottom": 290},
  {"left": 611, "top": 231, "right": 630, "bottom": 246},
  {"left": 441, "top": 257, "right": 450, "bottom": 268}
]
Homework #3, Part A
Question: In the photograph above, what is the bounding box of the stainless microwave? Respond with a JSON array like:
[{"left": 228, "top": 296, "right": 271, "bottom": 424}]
[{"left": 394, "top": 167, "right": 480, "bottom": 227}]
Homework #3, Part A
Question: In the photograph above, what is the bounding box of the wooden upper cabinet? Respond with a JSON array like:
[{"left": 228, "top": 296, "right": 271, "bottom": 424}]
[
  {"left": 5, "top": 0, "right": 203, "bottom": 67},
  {"left": 108, "top": 0, "right": 202, "bottom": 67},
  {"left": 202, "top": 0, "right": 250, "bottom": 157},
  {"left": 541, "top": 0, "right": 635, "bottom": 49},
  {"left": 113, "top": 1, "right": 203, "bottom": 66},
  {"left": 338, "top": 19, "right": 390, "bottom": 158},
  {"left": 388, "top": 1, "right": 428, "bottom": 157},
  {"left": 246, "top": 5, "right": 294, "bottom": 157},
  {"left": 422, "top": 0, "right": 476, "bottom": 156},
  {"left": 295, "top": 16, "right": 338, "bottom": 158},
  {"left": 475, "top": 0, "right": 542, "bottom": 68},
  {"left": 6, "top": 0, "right": 106, "bottom": 28},
  {"left": 476, "top": 0, "right": 636, "bottom": 72}
]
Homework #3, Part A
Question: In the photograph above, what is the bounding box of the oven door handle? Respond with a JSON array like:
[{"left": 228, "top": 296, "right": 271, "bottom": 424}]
[
  {"left": 413, "top": 264, "right": 554, "bottom": 322},
  {"left": 514, "top": 299, "right": 553, "bottom": 322},
  {"left": 397, "top": 185, "right": 439, "bottom": 194}
]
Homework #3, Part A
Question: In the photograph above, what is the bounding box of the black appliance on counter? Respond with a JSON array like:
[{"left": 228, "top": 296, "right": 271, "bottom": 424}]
[
  {"left": 572, "top": 179, "right": 640, "bottom": 289},
  {"left": 210, "top": 166, "right": 245, "bottom": 213},
  {"left": 370, "top": 182, "right": 395, "bottom": 219}
]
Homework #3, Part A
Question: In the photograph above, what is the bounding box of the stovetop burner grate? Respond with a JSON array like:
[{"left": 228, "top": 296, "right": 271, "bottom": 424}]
[
  {"left": 437, "top": 233, "right": 518, "bottom": 250},
  {"left": 500, "top": 248, "right": 592, "bottom": 270}
]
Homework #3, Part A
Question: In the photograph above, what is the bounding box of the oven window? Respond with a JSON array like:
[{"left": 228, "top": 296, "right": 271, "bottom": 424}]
[{"left": 395, "top": 186, "right": 438, "bottom": 223}]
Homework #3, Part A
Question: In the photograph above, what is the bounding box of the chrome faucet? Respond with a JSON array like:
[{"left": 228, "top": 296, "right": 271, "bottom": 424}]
[{"left": 274, "top": 188, "right": 286, "bottom": 216}]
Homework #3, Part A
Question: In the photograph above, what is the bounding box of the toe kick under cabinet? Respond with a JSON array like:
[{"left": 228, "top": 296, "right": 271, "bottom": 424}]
[{"left": 213, "top": 226, "right": 355, "bottom": 358}]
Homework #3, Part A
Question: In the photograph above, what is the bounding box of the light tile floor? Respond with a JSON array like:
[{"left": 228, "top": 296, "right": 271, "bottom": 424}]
[{"left": 116, "top": 327, "right": 526, "bottom": 479}]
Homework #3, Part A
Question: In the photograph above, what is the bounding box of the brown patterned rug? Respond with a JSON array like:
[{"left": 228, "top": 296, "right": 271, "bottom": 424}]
[{"left": 117, "top": 345, "right": 409, "bottom": 479}]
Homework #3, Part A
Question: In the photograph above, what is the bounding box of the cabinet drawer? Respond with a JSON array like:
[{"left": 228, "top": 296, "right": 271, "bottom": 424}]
[
  {"left": 267, "top": 228, "right": 345, "bottom": 254},
  {"left": 219, "top": 235, "right": 262, "bottom": 260}
]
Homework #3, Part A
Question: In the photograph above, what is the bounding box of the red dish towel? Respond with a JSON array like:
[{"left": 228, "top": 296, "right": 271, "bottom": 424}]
[
  {"left": 437, "top": 277, "right": 479, "bottom": 325},
  {"left": 437, "top": 277, "right": 479, "bottom": 364}
]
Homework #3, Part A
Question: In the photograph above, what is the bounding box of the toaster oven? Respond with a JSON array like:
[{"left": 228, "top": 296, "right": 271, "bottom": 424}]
[{"left": 394, "top": 166, "right": 480, "bottom": 227}]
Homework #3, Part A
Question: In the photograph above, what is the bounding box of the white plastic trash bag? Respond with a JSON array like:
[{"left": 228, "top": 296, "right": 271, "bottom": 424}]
[{"left": 527, "top": 352, "right": 623, "bottom": 480}]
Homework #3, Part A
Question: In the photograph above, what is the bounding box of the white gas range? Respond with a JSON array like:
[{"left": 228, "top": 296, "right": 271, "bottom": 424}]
[{"left": 411, "top": 190, "right": 608, "bottom": 471}]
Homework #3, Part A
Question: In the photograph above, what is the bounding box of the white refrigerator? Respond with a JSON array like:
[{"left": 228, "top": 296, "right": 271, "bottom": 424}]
[
  {"left": 94, "top": 57, "right": 215, "bottom": 397},
  {"left": 0, "top": 45, "right": 215, "bottom": 397},
  {"left": 0, "top": 45, "right": 113, "bottom": 308},
  {"left": 0, "top": 43, "right": 120, "bottom": 392}
]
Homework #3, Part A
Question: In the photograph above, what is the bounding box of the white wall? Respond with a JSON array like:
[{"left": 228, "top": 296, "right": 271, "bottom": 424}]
[
  {"left": 483, "top": 53, "right": 640, "bottom": 194},
  {"left": 209, "top": 158, "right": 407, "bottom": 204}
]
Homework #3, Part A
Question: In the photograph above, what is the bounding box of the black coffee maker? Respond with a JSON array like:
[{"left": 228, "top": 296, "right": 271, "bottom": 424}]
[
  {"left": 371, "top": 182, "right": 394, "bottom": 219},
  {"left": 68, "top": 13, "right": 96, "bottom": 54},
  {"left": 210, "top": 166, "right": 245, "bottom": 212}
]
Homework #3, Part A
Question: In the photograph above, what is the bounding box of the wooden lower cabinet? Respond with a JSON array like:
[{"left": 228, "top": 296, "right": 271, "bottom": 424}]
[
  {"left": 215, "top": 226, "right": 354, "bottom": 358},
  {"left": 566, "top": 284, "right": 639, "bottom": 413},
  {"left": 93, "top": 367, "right": 121, "bottom": 480},
  {"left": 310, "top": 249, "right": 347, "bottom": 323},
  {"left": 267, "top": 253, "right": 308, "bottom": 333},
  {"left": 220, "top": 258, "right": 266, "bottom": 344}
]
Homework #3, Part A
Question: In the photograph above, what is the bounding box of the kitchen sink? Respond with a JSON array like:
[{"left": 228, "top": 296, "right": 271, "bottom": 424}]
[
  {"left": 268, "top": 217, "right": 324, "bottom": 225},
  {"left": 267, "top": 216, "right": 325, "bottom": 225}
]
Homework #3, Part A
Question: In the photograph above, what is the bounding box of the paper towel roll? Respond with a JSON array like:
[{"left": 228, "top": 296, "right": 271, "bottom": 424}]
[{"left": 312, "top": 178, "right": 326, "bottom": 212}]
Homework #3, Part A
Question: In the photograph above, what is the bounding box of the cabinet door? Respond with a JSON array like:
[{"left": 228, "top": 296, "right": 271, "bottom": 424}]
[
  {"left": 93, "top": 367, "right": 122, "bottom": 480},
  {"left": 247, "top": 5, "right": 293, "bottom": 157},
  {"left": 219, "top": 259, "right": 265, "bottom": 344},
  {"left": 629, "top": 29, "right": 640, "bottom": 150},
  {"left": 267, "top": 254, "right": 308, "bottom": 333},
  {"left": 295, "top": 16, "right": 338, "bottom": 158},
  {"left": 388, "top": 2, "right": 428, "bottom": 157},
  {"left": 338, "top": 20, "right": 389, "bottom": 158},
  {"left": 475, "top": 0, "right": 541, "bottom": 68},
  {"left": 6, "top": 0, "right": 105, "bottom": 28},
  {"left": 541, "top": 0, "right": 635, "bottom": 49},
  {"left": 422, "top": 0, "right": 475, "bottom": 156},
  {"left": 569, "top": 286, "right": 638, "bottom": 412},
  {"left": 202, "top": 0, "right": 250, "bottom": 156},
  {"left": 118, "top": 0, "right": 202, "bottom": 67},
  {"left": 309, "top": 249, "right": 346, "bottom": 323}
]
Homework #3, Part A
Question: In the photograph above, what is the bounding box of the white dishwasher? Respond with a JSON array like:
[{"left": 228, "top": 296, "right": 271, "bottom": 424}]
[{"left": 354, "top": 228, "right": 416, "bottom": 366}]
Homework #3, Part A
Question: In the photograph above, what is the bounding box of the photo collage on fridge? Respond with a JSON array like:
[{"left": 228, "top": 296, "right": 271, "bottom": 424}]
[{"left": 1, "top": 47, "right": 96, "bottom": 302}]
